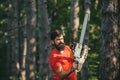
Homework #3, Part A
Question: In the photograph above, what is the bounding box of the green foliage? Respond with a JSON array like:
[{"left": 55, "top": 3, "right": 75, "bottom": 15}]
[
  {"left": 0, "top": 46, "right": 7, "bottom": 80},
  {"left": 0, "top": 0, "right": 8, "bottom": 47},
  {"left": 47, "top": 0, "right": 71, "bottom": 44},
  {"left": 47, "top": 0, "right": 71, "bottom": 29},
  {"left": 0, "top": 1, "right": 9, "bottom": 80},
  {"left": 88, "top": 52, "right": 99, "bottom": 80}
]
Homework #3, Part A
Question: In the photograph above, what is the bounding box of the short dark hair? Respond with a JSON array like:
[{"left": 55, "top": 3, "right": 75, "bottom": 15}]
[{"left": 50, "top": 30, "right": 63, "bottom": 40}]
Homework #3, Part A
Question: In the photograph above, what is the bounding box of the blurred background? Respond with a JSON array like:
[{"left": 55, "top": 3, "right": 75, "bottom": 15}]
[{"left": 0, "top": 0, "right": 120, "bottom": 80}]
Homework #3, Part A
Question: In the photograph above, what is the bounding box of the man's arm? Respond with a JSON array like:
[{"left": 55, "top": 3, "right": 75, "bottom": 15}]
[{"left": 56, "top": 61, "right": 78, "bottom": 80}]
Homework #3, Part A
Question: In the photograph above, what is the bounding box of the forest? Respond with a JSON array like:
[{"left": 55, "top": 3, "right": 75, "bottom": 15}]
[{"left": 0, "top": 0, "right": 120, "bottom": 80}]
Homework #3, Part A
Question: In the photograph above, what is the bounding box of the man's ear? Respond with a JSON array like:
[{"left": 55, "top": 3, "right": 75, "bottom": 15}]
[{"left": 51, "top": 40, "right": 54, "bottom": 45}]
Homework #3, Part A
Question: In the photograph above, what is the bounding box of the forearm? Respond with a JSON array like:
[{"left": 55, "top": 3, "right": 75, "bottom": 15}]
[{"left": 56, "top": 68, "right": 75, "bottom": 80}]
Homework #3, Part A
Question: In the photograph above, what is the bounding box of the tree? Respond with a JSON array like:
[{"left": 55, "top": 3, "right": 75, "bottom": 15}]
[
  {"left": 7, "top": 0, "right": 20, "bottom": 79},
  {"left": 81, "top": 0, "right": 90, "bottom": 80},
  {"left": 118, "top": 0, "right": 120, "bottom": 28},
  {"left": 24, "top": 0, "right": 36, "bottom": 80},
  {"left": 99, "top": 0, "right": 119, "bottom": 80},
  {"left": 70, "top": 0, "right": 79, "bottom": 42},
  {"left": 38, "top": 0, "right": 52, "bottom": 80}
]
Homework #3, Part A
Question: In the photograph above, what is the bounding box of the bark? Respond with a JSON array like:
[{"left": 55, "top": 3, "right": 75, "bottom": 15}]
[
  {"left": 99, "top": 0, "right": 119, "bottom": 80},
  {"left": 24, "top": 0, "right": 36, "bottom": 80},
  {"left": 7, "top": 0, "right": 13, "bottom": 79},
  {"left": 13, "top": 0, "right": 20, "bottom": 78},
  {"left": 118, "top": 0, "right": 120, "bottom": 27},
  {"left": 38, "top": 0, "right": 52, "bottom": 80},
  {"left": 81, "top": 0, "right": 90, "bottom": 80},
  {"left": 7, "top": 0, "right": 20, "bottom": 79},
  {"left": 70, "top": 0, "right": 79, "bottom": 42},
  {"left": 20, "top": 23, "right": 27, "bottom": 80}
]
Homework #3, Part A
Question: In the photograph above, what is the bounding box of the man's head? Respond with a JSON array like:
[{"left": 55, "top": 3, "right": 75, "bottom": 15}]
[{"left": 50, "top": 30, "right": 65, "bottom": 51}]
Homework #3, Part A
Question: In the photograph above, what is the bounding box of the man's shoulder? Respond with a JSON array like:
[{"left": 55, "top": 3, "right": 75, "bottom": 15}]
[
  {"left": 65, "top": 45, "right": 71, "bottom": 50},
  {"left": 65, "top": 45, "right": 70, "bottom": 48},
  {"left": 50, "top": 49, "right": 58, "bottom": 56}
]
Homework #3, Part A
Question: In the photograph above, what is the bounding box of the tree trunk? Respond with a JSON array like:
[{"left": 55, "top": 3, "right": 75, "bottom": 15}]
[
  {"left": 118, "top": 0, "right": 120, "bottom": 27},
  {"left": 38, "top": 0, "right": 52, "bottom": 80},
  {"left": 13, "top": 0, "right": 20, "bottom": 78},
  {"left": 81, "top": 0, "right": 90, "bottom": 80},
  {"left": 99, "top": 0, "right": 119, "bottom": 80},
  {"left": 24, "top": 0, "right": 36, "bottom": 80},
  {"left": 7, "top": 0, "right": 20, "bottom": 79},
  {"left": 7, "top": 0, "right": 14, "bottom": 79},
  {"left": 20, "top": 23, "right": 27, "bottom": 80},
  {"left": 70, "top": 0, "right": 79, "bottom": 42}
]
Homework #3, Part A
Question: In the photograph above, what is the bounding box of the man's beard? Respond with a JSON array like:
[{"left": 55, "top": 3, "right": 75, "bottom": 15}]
[{"left": 55, "top": 42, "right": 65, "bottom": 51}]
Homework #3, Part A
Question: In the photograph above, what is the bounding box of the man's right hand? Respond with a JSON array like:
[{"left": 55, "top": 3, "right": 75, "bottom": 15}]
[{"left": 71, "top": 61, "right": 78, "bottom": 71}]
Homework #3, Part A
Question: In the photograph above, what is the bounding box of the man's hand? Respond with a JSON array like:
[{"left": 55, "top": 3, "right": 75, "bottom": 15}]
[
  {"left": 76, "top": 45, "right": 90, "bottom": 71},
  {"left": 71, "top": 61, "right": 78, "bottom": 71},
  {"left": 56, "top": 61, "right": 78, "bottom": 80},
  {"left": 69, "top": 42, "right": 77, "bottom": 50}
]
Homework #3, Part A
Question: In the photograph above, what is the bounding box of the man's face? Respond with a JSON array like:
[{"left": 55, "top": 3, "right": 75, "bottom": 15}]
[{"left": 53, "top": 35, "right": 65, "bottom": 51}]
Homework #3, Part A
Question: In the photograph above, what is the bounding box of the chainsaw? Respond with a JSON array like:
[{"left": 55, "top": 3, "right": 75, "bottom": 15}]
[{"left": 73, "top": 13, "right": 90, "bottom": 72}]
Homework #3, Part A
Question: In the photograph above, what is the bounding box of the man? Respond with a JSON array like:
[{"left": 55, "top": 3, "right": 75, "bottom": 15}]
[{"left": 49, "top": 29, "right": 78, "bottom": 80}]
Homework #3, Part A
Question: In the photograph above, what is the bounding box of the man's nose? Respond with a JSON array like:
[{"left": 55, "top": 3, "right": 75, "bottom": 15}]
[{"left": 60, "top": 39, "right": 63, "bottom": 42}]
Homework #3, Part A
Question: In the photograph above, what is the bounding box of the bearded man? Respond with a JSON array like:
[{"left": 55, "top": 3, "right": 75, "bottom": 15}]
[{"left": 49, "top": 29, "right": 78, "bottom": 80}]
